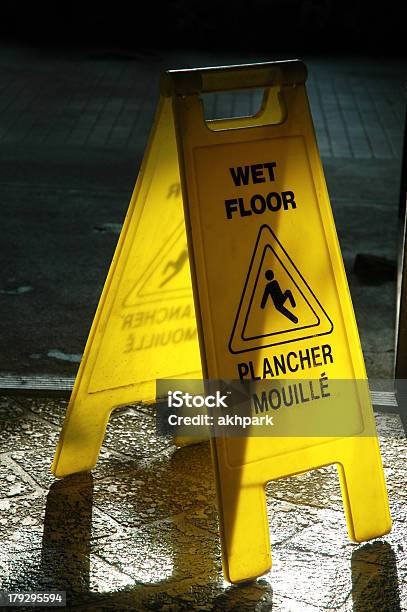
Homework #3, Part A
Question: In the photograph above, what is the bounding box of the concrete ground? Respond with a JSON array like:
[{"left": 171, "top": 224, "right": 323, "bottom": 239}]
[
  {"left": 0, "top": 45, "right": 406, "bottom": 610},
  {"left": 0, "top": 397, "right": 406, "bottom": 610}
]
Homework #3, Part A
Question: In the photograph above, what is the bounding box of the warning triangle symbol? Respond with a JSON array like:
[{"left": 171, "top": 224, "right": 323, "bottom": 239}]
[
  {"left": 123, "top": 222, "right": 192, "bottom": 308},
  {"left": 229, "top": 225, "right": 333, "bottom": 354}
]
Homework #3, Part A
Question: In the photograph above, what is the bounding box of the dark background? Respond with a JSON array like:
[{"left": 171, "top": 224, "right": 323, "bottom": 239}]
[
  {"left": 0, "top": 1, "right": 405, "bottom": 55},
  {"left": 0, "top": 2, "right": 405, "bottom": 379}
]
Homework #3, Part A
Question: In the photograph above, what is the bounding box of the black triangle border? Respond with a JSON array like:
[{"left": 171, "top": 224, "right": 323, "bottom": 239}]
[{"left": 228, "top": 224, "right": 334, "bottom": 354}]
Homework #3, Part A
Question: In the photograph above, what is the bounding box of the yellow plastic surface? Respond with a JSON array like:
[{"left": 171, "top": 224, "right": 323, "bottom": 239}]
[
  {"left": 170, "top": 61, "right": 392, "bottom": 583},
  {"left": 52, "top": 97, "right": 201, "bottom": 478}
]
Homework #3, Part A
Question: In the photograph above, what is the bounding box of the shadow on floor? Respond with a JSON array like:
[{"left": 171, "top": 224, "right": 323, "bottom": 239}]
[
  {"left": 36, "top": 462, "right": 272, "bottom": 610},
  {"left": 7, "top": 462, "right": 401, "bottom": 610},
  {"left": 351, "top": 540, "right": 401, "bottom": 612}
]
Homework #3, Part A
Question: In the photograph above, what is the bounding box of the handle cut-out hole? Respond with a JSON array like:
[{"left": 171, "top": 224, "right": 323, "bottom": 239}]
[{"left": 202, "top": 87, "right": 285, "bottom": 131}]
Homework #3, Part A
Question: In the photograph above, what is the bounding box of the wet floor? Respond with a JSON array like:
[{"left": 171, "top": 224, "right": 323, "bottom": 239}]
[{"left": 0, "top": 396, "right": 406, "bottom": 610}]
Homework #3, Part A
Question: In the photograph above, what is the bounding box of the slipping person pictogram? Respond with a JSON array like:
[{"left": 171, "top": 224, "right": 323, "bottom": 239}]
[
  {"left": 260, "top": 269, "right": 298, "bottom": 324},
  {"left": 160, "top": 246, "right": 188, "bottom": 288}
]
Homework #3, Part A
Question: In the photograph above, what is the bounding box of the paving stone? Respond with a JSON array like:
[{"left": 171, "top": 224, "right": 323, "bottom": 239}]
[
  {"left": 91, "top": 452, "right": 216, "bottom": 529},
  {"left": 102, "top": 407, "right": 173, "bottom": 459},
  {"left": 264, "top": 546, "right": 352, "bottom": 608},
  {"left": 267, "top": 464, "right": 344, "bottom": 511},
  {"left": 0, "top": 409, "right": 59, "bottom": 454},
  {"left": 0, "top": 494, "right": 51, "bottom": 552},
  {"left": 350, "top": 546, "right": 402, "bottom": 612},
  {"left": 1, "top": 547, "right": 89, "bottom": 593},
  {"left": 158, "top": 441, "right": 214, "bottom": 486},
  {"left": 1, "top": 548, "right": 134, "bottom": 597},
  {"left": 268, "top": 499, "right": 343, "bottom": 549},
  {"left": 270, "top": 595, "right": 325, "bottom": 611},
  {"left": 93, "top": 513, "right": 222, "bottom": 586},
  {"left": 0, "top": 479, "right": 121, "bottom": 556},
  {"left": 14, "top": 396, "right": 68, "bottom": 427},
  {"left": 0, "top": 396, "right": 26, "bottom": 420},
  {"left": 186, "top": 492, "right": 328, "bottom": 552},
  {"left": 62, "top": 579, "right": 274, "bottom": 612},
  {"left": 12, "top": 445, "right": 134, "bottom": 489},
  {"left": 0, "top": 457, "right": 37, "bottom": 499}
]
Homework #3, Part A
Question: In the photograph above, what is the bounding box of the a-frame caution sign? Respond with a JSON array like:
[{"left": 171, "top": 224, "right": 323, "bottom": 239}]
[
  {"left": 167, "top": 60, "right": 391, "bottom": 582},
  {"left": 229, "top": 224, "right": 333, "bottom": 353},
  {"left": 52, "top": 60, "right": 391, "bottom": 585}
]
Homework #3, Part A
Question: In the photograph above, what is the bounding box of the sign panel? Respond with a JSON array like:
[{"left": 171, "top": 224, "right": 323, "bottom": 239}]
[
  {"left": 169, "top": 60, "right": 391, "bottom": 583},
  {"left": 52, "top": 98, "right": 201, "bottom": 478}
]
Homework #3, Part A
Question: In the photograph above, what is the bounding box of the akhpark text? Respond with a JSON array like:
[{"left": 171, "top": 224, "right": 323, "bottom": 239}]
[{"left": 52, "top": 60, "right": 391, "bottom": 584}]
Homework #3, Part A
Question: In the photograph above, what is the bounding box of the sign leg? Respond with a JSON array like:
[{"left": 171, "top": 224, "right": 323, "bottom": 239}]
[
  {"left": 51, "top": 397, "right": 111, "bottom": 478},
  {"left": 217, "top": 479, "right": 271, "bottom": 583},
  {"left": 337, "top": 445, "right": 392, "bottom": 542}
]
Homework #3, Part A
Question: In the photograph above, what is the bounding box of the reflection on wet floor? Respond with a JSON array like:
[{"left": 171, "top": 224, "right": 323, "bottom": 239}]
[{"left": 0, "top": 396, "right": 406, "bottom": 609}]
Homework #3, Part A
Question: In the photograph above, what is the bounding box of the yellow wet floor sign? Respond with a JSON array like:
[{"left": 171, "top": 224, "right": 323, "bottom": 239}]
[
  {"left": 52, "top": 60, "right": 391, "bottom": 583},
  {"left": 166, "top": 60, "right": 391, "bottom": 582}
]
